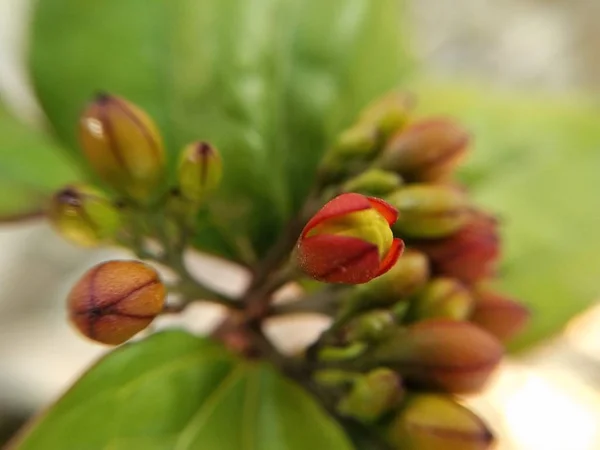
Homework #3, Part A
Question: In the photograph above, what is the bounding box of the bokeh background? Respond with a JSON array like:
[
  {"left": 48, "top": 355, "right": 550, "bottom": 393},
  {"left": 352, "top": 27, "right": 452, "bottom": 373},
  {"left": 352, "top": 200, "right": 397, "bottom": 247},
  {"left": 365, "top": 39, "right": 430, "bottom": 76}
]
[{"left": 1, "top": 0, "right": 600, "bottom": 448}]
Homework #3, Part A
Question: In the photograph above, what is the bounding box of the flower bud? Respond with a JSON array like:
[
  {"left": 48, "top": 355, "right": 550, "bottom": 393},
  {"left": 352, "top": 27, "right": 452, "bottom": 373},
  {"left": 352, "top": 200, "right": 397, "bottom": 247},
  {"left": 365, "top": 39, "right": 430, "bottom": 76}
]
[
  {"left": 67, "top": 260, "right": 165, "bottom": 345},
  {"left": 386, "top": 185, "right": 470, "bottom": 238},
  {"left": 408, "top": 278, "right": 473, "bottom": 322},
  {"left": 342, "top": 169, "right": 403, "bottom": 197},
  {"left": 367, "top": 320, "right": 502, "bottom": 393},
  {"left": 337, "top": 368, "right": 404, "bottom": 423},
  {"left": 347, "top": 250, "right": 430, "bottom": 308},
  {"left": 358, "top": 91, "right": 414, "bottom": 140},
  {"left": 414, "top": 212, "right": 500, "bottom": 284},
  {"left": 177, "top": 141, "right": 223, "bottom": 203},
  {"left": 470, "top": 289, "right": 530, "bottom": 342},
  {"left": 378, "top": 118, "right": 470, "bottom": 182},
  {"left": 296, "top": 193, "right": 404, "bottom": 284},
  {"left": 79, "top": 93, "right": 165, "bottom": 201},
  {"left": 48, "top": 185, "right": 121, "bottom": 247},
  {"left": 344, "top": 310, "right": 397, "bottom": 343},
  {"left": 387, "top": 394, "right": 494, "bottom": 450}
]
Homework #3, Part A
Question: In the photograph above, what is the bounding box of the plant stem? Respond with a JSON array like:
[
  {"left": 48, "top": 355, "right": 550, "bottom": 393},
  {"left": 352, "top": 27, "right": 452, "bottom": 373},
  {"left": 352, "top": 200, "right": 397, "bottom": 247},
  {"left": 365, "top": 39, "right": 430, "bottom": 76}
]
[{"left": 269, "top": 286, "right": 344, "bottom": 317}]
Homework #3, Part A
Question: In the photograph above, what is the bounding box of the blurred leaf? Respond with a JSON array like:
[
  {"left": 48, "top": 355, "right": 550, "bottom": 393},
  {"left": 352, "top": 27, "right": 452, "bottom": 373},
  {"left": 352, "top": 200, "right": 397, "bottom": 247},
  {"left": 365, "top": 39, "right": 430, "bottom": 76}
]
[
  {"left": 415, "top": 82, "right": 600, "bottom": 350},
  {"left": 11, "top": 330, "right": 353, "bottom": 450},
  {"left": 29, "top": 0, "right": 411, "bottom": 261},
  {"left": 0, "top": 101, "right": 80, "bottom": 221}
]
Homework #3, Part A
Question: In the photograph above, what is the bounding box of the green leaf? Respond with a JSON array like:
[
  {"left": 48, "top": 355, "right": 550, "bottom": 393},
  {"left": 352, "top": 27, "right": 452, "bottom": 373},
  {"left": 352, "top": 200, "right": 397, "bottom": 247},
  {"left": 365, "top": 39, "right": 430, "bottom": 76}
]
[
  {"left": 11, "top": 330, "right": 353, "bottom": 450},
  {"left": 414, "top": 82, "right": 600, "bottom": 350},
  {"left": 0, "top": 101, "right": 81, "bottom": 220},
  {"left": 29, "top": 0, "right": 411, "bottom": 261}
]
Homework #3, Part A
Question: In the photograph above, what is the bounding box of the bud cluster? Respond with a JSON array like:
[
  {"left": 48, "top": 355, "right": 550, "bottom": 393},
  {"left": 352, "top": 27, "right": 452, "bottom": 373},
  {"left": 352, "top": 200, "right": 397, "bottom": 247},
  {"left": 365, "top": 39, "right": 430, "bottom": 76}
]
[{"left": 305, "top": 93, "right": 531, "bottom": 449}]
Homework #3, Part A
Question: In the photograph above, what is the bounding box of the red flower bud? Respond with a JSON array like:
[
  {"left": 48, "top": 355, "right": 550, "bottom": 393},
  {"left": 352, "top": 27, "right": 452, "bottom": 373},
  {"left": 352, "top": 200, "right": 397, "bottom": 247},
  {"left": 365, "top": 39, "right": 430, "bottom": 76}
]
[
  {"left": 413, "top": 212, "right": 500, "bottom": 285},
  {"left": 470, "top": 289, "right": 530, "bottom": 342},
  {"left": 296, "top": 193, "right": 404, "bottom": 284}
]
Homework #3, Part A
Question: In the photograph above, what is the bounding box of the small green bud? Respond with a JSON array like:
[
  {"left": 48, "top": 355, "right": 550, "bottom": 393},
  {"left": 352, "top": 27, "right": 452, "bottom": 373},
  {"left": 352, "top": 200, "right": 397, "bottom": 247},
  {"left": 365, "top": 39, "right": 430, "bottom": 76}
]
[
  {"left": 48, "top": 185, "right": 121, "bottom": 247},
  {"left": 342, "top": 169, "right": 403, "bottom": 197},
  {"left": 79, "top": 93, "right": 165, "bottom": 202},
  {"left": 337, "top": 368, "right": 404, "bottom": 423},
  {"left": 386, "top": 184, "right": 470, "bottom": 238},
  {"left": 313, "top": 369, "right": 359, "bottom": 389},
  {"left": 320, "top": 124, "right": 378, "bottom": 181},
  {"left": 344, "top": 310, "right": 397, "bottom": 343},
  {"left": 407, "top": 278, "right": 473, "bottom": 321},
  {"left": 177, "top": 141, "right": 223, "bottom": 203},
  {"left": 359, "top": 91, "right": 414, "bottom": 140},
  {"left": 318, "top": 342, "right": 368, "bottom": 362},
  {"left": 387, "top": 394, "right": 494, "bottom": 450}
]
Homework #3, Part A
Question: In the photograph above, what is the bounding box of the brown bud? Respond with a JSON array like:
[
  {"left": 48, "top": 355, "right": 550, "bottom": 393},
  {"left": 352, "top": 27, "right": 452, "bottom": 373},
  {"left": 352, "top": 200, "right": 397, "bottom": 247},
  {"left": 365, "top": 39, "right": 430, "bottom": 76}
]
[
  {"left": 368, "top": 319, "right": 502, "bottom": 393},
  {"left": 470, "top": 289, "right": 530, "bottom": 342},
  {"left": 378, "top": 118, "right": 470, "bottom": 182},
  {"left": 67, "top": 260, "right": 165, "bottom": 345},
  {"left": 408, "top": 278, "right": 473, "bottom": 322},
  {"left": 413, "top": 212, "right": 500, "bottom": 285},
  {"left": 386, "top": 185, "right": 471, "bottom": 238},
  {"left": 387, "top": 394, "right": 494, "bottom": 450}
]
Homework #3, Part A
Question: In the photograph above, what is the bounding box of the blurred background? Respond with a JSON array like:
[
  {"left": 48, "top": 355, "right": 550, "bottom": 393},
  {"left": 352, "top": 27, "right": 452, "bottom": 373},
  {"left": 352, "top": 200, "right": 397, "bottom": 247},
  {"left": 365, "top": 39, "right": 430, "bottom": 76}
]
[{"left": 1, "top": 0, "right": 600, "bottom": 448}]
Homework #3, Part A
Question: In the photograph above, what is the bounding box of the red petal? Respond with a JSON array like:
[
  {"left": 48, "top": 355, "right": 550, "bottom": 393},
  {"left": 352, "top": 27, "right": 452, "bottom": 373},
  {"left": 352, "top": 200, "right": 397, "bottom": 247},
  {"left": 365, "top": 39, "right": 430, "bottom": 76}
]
[
  {"left": 297, "top": 234, "right": 380, "bottom": 284},
  {"left": 366, "top": 196, "right": 399, "bottom": 225},
  {"left": 376, "top": 238, "right": 404, "bottom": 276},
  {"left": 301, "top": 193, "right": 372, "bottom": 237}
]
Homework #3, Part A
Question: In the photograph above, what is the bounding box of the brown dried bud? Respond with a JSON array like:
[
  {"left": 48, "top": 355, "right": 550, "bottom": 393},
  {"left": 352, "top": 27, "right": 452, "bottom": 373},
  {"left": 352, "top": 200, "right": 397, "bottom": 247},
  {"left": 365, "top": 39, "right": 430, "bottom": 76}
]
[
  {"left": 367, "top": 319, "right": 503, "bottom": 393},
  {"left": 378, "top": 118, "right": 470, "bottom": 182},
  {"left": 470, "top": 289, "right": 530, "bottom": 342},
  {"left": 386, "top": 185, "right": 471, "bottom": 238},
  {"left": 413, "top": 212, "right": 500, "bottom": 285},
  {"left": 408, "top": 278, "right": 473, "bottom": 322},
  {"left": 67, "top": 260, "right": 165, "bottom": 345},
  {"left": 387, "top": 394, "right": 494, "bottom": 450}
]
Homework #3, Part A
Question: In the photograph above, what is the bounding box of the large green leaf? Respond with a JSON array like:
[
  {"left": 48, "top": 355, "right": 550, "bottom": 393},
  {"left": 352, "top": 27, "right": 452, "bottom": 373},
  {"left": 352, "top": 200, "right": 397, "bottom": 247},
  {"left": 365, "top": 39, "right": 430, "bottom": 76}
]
[
  {"left": 0, "top": 101, "right": 81, "bottom": 220},
  {"left": 11, "top": 330, "right": 353, "bottom": 450},
  {"left": 415, "top": 82, "right": 600, "bottom": 350},
  {"left": 29, "top": 0, "right": 411, "bottom": 261}
]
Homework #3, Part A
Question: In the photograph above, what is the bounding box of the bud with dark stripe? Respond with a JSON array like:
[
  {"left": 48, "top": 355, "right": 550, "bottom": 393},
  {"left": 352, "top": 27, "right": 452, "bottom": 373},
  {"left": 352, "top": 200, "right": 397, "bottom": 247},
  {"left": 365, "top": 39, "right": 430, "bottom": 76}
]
[
  {"left": 67, "top": 260, "right": 165, "bottom": 345},
  {"left": 79, "top": 93, "right": 165, "bottom": 202},
  {"left": 177, "top": 141, "right": 223, "bottom": 203}
]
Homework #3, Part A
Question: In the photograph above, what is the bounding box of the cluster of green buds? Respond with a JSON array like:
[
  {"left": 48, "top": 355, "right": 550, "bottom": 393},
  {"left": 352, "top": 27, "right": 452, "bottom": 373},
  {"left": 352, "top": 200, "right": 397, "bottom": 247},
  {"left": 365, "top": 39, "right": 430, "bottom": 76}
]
[
  {"left": 49, "top": 93, "right": 223, "bottom": 344},
  {"left": 299, "top": 92, "right": 530, "bottom": 449}
]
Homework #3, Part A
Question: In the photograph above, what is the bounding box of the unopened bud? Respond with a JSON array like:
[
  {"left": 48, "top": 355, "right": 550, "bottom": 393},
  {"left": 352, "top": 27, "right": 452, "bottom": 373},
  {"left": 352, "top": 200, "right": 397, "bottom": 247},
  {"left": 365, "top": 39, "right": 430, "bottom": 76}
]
[
  {"left": 313, "top": 369, "right": 359, "bottom": 389},
  {"left": 470, "top": 289, "right": 530, "bottom": 342},
  {"left": 378, "top": 118, "right": 470, "bottom": 182},
  {"left": 342, "top": 169, "right": 403, "bottom": 197},
  {"left": 67, "top": 260, "right": 165, "bottom": 345},
  {"left": 387, "top": 394, "right": 494, "bottom": 450},
  {"left": 320, "top": 124, "right": 378, "bottom": 181},
  {"left": 337, "top": 368, "right": 404, "bottom": 423},
  {"left": 79, "top": 93, "right": 165, "bottom": 202},
  {"left": 177, "top": 141, "right": 222, "bottom": 203},
  {"left": 48, "top": 185, "right": 120, "bottom": 247},
  {"left": 414, "top": 212, "right": 500, "bottom": 284},
  {"left": 344, "top": 310, "right": 397, "bottom": 343},
  {"left": 408, "top": 278, "right": 473, "bottom": 321},
  {"left": 367, "top": 319, "right": 502, "bottom": 393},
  {"left": 386, "top": 185, "right": 470, "bottom": 238},
  {"left": 359, "top": 91, "right": 414, "bottom": 140}
]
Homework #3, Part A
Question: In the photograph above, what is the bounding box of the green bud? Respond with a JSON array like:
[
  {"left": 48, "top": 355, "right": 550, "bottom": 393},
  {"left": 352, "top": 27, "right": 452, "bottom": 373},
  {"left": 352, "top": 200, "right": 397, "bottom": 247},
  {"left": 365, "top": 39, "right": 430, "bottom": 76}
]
[
  {"left": 387, "top": 394, "right": 494, "bottom": 450},
  {"left": 320, "top": 124, "right": 378, "bottom": 181},
  {"left": 318, "top": 342, "right": 368, "bottom": 362},
  {"left": 337, "top": 368, "right": 403, "bottom": 423},
  {"left": 79, "top": 93, "right": 165, "bottom": 202},
  {"left": 386, "top": 184, "right": 470, "bottom": 238},
  {"left": 407, "top": 278, "right": 473, "bottom": 321},
  {"left": 177, "top": 141, "right": 223, "bottom": 203},
  {"left": 48, "top": 185, "right": 121, "bottom": 247},
  {"left": 344, "top": 310, "right": 397, "bottom": 343},
  {"left": 313, "top": 369, "right": 359, "bottom": 389},
  {"left": 342, "top": 169, "right": 403, "bottom": 197},
  {"left": 358, "top": 91, "right": 414, "bottom": 140}
]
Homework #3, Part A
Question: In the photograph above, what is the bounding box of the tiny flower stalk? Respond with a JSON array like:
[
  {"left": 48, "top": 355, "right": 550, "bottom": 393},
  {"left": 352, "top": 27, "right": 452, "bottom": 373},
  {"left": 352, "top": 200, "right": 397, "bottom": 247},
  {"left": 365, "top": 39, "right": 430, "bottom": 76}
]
[
  {"left": 79, "top": 93, "right": 165, "bottom": 202},
  {"left": 177, "top": 141, "right": 223, "bottom": 204},
  {"left": 48, "top": 185, "right": 121, "bottom": 247},
  {"left": 387, "top": 394, "right": 494, "bottom": 450},
  {"left": 296, "top": 193, "right": 404, "bottom": 284},
  {"left": 67, "top": 260, "right": 165, "bottom": 345}
]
